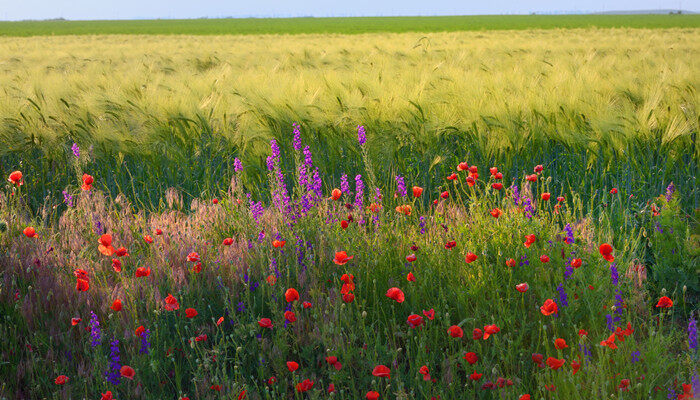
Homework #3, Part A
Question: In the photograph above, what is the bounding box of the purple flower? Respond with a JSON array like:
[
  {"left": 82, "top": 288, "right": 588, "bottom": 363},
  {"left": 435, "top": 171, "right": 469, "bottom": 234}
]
[
  {"left": 62, "top": 190, "right": 74, "bottom": 207},
  {"left": 89, "top": 311, "right": 101, "bottom": 347},
  {"left": 354, "top": 174, "right": 364, "bottom": 209},
  {"left": 557, "top": 284, "right": 568, "bottom": 307},
  {"left": 605, "top": 314, "right": 614, "bottom": 332},
  {"left": 234, "top": 157, "right": 243, "bottom": 172},
  {"left": 610, "top": 263, "right": 619, "bottom": 286},
  {"left": 523, "top": 198, "right": 535, "bottom": 219},
  {"left": 292, "top": 122, "right": 302, "bottom": 151},
  {"left": 247, "top": 194, "right": 264, "bottom": 224},
  {"left": 341, "top": 174, "right": 350, "bottom": 194},
  {"left": 357, "top": 125, "right": 366, "bottom": 146},
  {"left": 689, "top": 315, "right": 697, "bottom": 351},
  {"left": 105, "top": 338, "right": 121, "bottom": 385},
  {"left": 71, "top": 142, "right": 80, "bottom": 158},
  {"left": 139, "top": 329, "right": 151, "bottom": 355},
  {"left": 564, "top": 223, "right": 575, "bottom": 244},
  {"left": 511, "top": 185, "right": 521, "bottom": 205},
  {"left": 665, "top": 182, "right": 675, "bottom": 201},
  {"left": 631, "top": 350, "right": 640, "bottom": 364},
  {"left": 236, "top": 302, "right": 246, "bottom": 313},
  {"left": 419, "top": 216, "right": 426, "bottom": 235},
  {"left": 395, "top": 175, "right": 407, "bottom": 197}
]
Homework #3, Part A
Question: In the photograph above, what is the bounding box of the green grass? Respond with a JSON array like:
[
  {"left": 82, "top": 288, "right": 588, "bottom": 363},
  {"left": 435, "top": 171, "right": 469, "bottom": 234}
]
[{"left": 0, "top": 14, "right": 699, "bottom": 36}]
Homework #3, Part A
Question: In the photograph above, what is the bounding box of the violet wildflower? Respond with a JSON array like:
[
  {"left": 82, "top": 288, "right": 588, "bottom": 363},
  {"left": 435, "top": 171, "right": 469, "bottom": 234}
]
[
  {"left": 564, "top": 223, "right": 575, "bottom": 244},
  {"left": 689, "top": 315, "right": 697, "bottom": 351},
  {"left": 266, "top": 156, "right": 274, "bottom": 171},
  {"left": 557, "top": 284, "right": 569, "bottom": 307},
  {"left": 105, "top": 338, "right": 120, "bottom": 385},
  {"left": 89, "top": 311, "right": 102, "bottom": 347},
  {"left": 62, "top": 190, "right": 74, "bottom": 207},
  {"left": 523, "top": 198, "right": 535, "bottom": 219},
  {"left": 395, "top": 175, "right": 407, "bottom": 197},
  {"left": 606, "top": 314, "right": 614, "bottom": 332},
  {"left": 71, "top": 142, "right": 80, "bottom": 158},
  {"left": 292, "top": 122, "right": 302, "bottom": 151},
  {"left": 357, "top": 125, "right": 366, "bottom": 146},
  {"left": 139, "top": 329, "right": 151, "bottom": 355},
  {"left": 354, "top": 174, "right": 364, "bottom": 209},
  {"left": 233, "top": 157, "right": 243, "bottom": 172},
  {"left": 512, "top": 185, "right": 521, "bottom": 205},
  {"left": 236, "top": 302, "right": 246, "bottom": 313},
  {"left": 665, "top": 182, "right": 675, "bottom": 201},
  {"left": 341, "top": 174, "right": 350, "bottom": 194},
  {"left": 610, "top": 263, "right": 619, "bottom": 286},
  {"left": 631, "top": 350, "right": 640, "bottom": 364},
  {"left": 419, "top": 216, "right": 426, "bottom": 235}
]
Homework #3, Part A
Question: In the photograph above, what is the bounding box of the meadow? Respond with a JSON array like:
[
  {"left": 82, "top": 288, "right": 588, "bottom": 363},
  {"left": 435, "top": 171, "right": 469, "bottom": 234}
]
[{"left": 0, "top": 21, "right": 698, "bottom": 400}]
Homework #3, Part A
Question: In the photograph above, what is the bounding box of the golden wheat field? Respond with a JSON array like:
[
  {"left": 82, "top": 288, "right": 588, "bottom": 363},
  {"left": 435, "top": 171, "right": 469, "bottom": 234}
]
[{"left": 1, "top": 28, "right": 698, "bottom": 152}]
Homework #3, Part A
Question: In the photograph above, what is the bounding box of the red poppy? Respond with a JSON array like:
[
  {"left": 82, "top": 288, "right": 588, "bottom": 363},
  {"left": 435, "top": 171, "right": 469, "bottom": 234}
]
[
  {"left": 81, "top": 174, "right": 94, "bottom": 191},
  {"left": 466, "top": 175, "right": 476, "bottom": 187},
  {"left": 187, "top": 252, "right": 200, "bottom": 262},
  {"left": 492, "top": 183, "right": 503, "bottom": 190},
  {"left": 331, "top": 188, "right": 342, "bottom": 200},
  {"left": 8, "top": 171, "right": 23, "bottom": 185},
  {"left": 333, "top": 251, "right": 353, "bottom": 265},
  {"left": 540, "top": 255, "right": 550, "bottom": 263},
  {"left": 55, "top": 375, "right": 68, "bottom": 385},
  {"left": 406, "top": 272, "right": 416, "bottom": 282},
  {"left": 23, "top": 227, "right": 37, "bottom": 238},
  {"left": 212, "top": 198, "right": 219, "bottom": 204},
  {"left": 237, "top": 390, "right": 246, "bottom": 400},
  {"left": 469, "top": 371, "right": 482, "bottom": 381},
  {"left": 217, "top": 316, "right": 224, "bottom": 326},
  {"left": 655, "top": 296, "right": 673, "bottom": 308},
  {"left": 407, "top": 314, "right": 424, "bottom": 328},
  {"left": 618, "top": 379, "right": 630, "bottom": 390},
  {"left": 526, "top": 174, "right": 537, "bottom": 182},
  {"left": 327, "top": 383, "right": 335, "bottom": 393},
  {"left": 524, "top": 234, "right": 536, "bottom": 248},
  {"left": 423, "top": 309, "right": 435, "bottom": 320},
  {"left": 185, "top": 308, "right": 197, "bottom": 318},
  {"left": 211, "top": 385, "right": 222, "bottom": 391},
  {"left": 447, "top": 173, "right": 458, "bottom": 180},
  {"left": 516, "top": 283, "right": 529, "bottom": 293},
  {"left": 600, "top": 333, "right": 617, "bottom": 349},
  {"left": 296, "top": 379, "right": 314, "bottom": 392},
  {"left": 519, "top": 395, "right": 531, "bottom": 400},
  {"left": 545, "top": 385, "right": 556, "bottom": 392},
  {"left": 444, "top": 241, "right": 456, "bottom": 249},
  {"left": 340, "top": 220, "right": 349, "bottom": 229},
  {"left": 457, "top": 162, "right": 468, "bottom": 171},
  {"left": 578, "top": 329, "right": 588, "bottom": 337},
  {"left": 541, "top": 192, "right": 551, "bottom": 201},
  {"left": 610, "top": 188, "right": 618, "bottom": 194},
  {"left": 366, "top": 392, "right": 380, "bottom": 400},
  {"left": 115, "top": 247, "right": 128, "bottom": 257},
  {"left": 303, "top": 301, "right": 312, "bottom": 309},
  {"left": 571, "top": 258, "right": 582, "bottom": 268},
  {"left": 155, "top": 229, "right": 162, "bottom": 235},
  {"left": 412, "top": 186, "right": 423, "bottom": 197},
  {"left": 98, "top": 234, "right": 115, "bottom": 256},
  {"left": 483, "top": 324, "right": 500, "bottom": 340},
  {"left": 540, "top": 299, "right": 558, "bottom": 316},
  {"left": 342, "top": 293, "right": 355, "bottom": 303},
  {"left": 223, "top": 237, "right": 233, "bottom": 246},
  {"left": 571, "top": 359, "right": 580, "bottom": 375},
  {"left": 164, "top": 294, "right": 180, "bottom": 311},
  {"left": 599, "top": 243, "right": 614, "bottom": 262},
  {"left": 285, "top": 288, "right": 299, "bottom": 302},
  {"left": 71, "top": 318, "right": 81, "bottom": 326},
  {"left": 448, "top": 325, "right": 463, "bottom": 338},
  {"left": 195, "top": 334, "right": 207, "bottom": 342},
  {"left": 284, "top": 311, "right": 296, "bottom": 323},
  {"left": 546, "top": 357, "right": 565, "bottom": 370},
  {"left": 554, "top": 338, "right": 567, "bottom": 349},
  {"left": 325, "top": 356, "right": 338, "bottom": 365},
  {"left": 440, "top": 191, "right": 449, "bottom": 199},
  {"left": 534, "top": 165, "right": 544, "bottom": 173},
  {"left": 495, "top": 172, "right": 503, "bottom": 179},
  {"left": 258, "top": 318, "right": 273, "bottom": 328},
  {"left": 120, "top": 365, "right": 135, "bottom": 380},
  {"left": 531, "top": 353, "right": 544, "bottom": 365},
  {"left": 472, "top": 328, "right": 483, "bottom": 340},
  {"left": 135, "top": 267, "right": 150, "bottom": 277},
  {"left": 386, "top": 287, "right": 405, "bottom": 303},
  {"left": 111, "top": 299, "right": 122, "bottom": 312},
  {"left": 272, "top": 240, "right": 286, "bottom": 248},
  {"left": 143, "top": 235, "right": 153, "bottom": 244},
  {"left": 286, "top": 361, "right": 299, "bottom": 372},
  {"left": 76, "top": 278, "right": 89, "bottom": 292},
  {"left": 101, "top": 391, "right": 113, "bottom": 400},
  {"left": 506, "top": 258, "right": 516, "bottom": 267},
  {"left": 465, "top": 252, "right": 478, "bottom": 263},
  {"left": 372, "top": 365, "right": 391, "bottom": 379},
  {"left": 463, "top": 352, "right": 478, "bottom": 365},
  {"left": 418, "top": 365, "right": 430, "bottom": 381},
  {"left": 406, "top": 253, "right": 417, "bottom": 262}
]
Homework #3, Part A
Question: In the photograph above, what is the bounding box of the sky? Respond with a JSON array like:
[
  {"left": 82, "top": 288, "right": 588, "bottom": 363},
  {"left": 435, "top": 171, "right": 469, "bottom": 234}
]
[{"left": 0, "top": 0, "right": 696, "bottom": 21}]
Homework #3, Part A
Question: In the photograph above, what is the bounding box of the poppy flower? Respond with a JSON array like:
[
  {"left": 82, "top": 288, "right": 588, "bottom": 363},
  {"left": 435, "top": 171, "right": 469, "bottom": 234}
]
[
  {"left": 466, "top": 175, "right": 476, "bottom": 187},
  {"left": 578, "top": 329, "right": 588, "bottom": 337},
  {"left": 333, "top": 251, "right": 353, "bottom": 265},
  {"left": 506, "top": 258, "right": 516, "bottom": 267},
  {"left": 76, "top": 278, "right": 89, "bottom": 292},
  {"left": 8, "top": 171, "right": 23, "bottom": 185},
  {"left": 465, "top": 252, "right": 478, "bottom": 263},
  {"left": 418, "top": 365, "right": 430, "bottom": 381},
  {"left": 546, "top": 357, "right": 565, "bottom": 370},
  {"left": 187, "top": 252, "right": 200, "bottom": 262},
  {"left": 519, "top": 395, "right": 531, "bottom": 400},
  {"left": 495, "top": 172, "right": 503, "bottom": 179},
  {"left": 285, "top": 288, "right": 299, "bottom": 302},
  {"left": 258, "top": 318, "right": 273, "bottom": 328},
  {"left": 531, "top": 353, "right": 544, "bottom": 365},
  {"left": 463, "top": 352, "right": 478, "bottom": 365},
  {"left": 195, "top": 334, "right": 207, "bottom": 342},
  {"left": 331, "top": 188, "right": 342, "bottom": 200},
  {"left": 534, "top": 165, "right": 544, "bottom": 173},
  {"left": 412, "top": 186, "right": 423, "bottom": 197},
  {"left": 135, "top": 267, "right": 150, "bottom": 277},
  {"left": 571, "top": 359, "right": 580, "bottom": 375},
  {"left": 386, "top": 287, "right": 405, "bottom": 303},
  {"left": 407, "top": 314, "right": 424, "bottom": 328},
  {"left": 571, "top": 258, "right": 582, "bottom": 268},
  {"left": 540, "top": 299, "right": 558, "bottom": 316},
  {"left": 111, "top": 299, "right": 122, "bottom": 312},
  {"left": 120, "top": 365, "right": 135, "bottom": 380},
  {"left": 526, "top": 174, "right": 537, "bottom": 182},
  {"left": 342, "top": 293, "right": 355, "bottom": 303},
  {"left": 185, "top": 308, "right": 198, "bottom": 318},
  {"left": 472, "top": 328, "right": 483, "bottom": 340},
  {"left": 541, "top": 192, "right": 551, "bottom": 201},
  {"left": 489, "top": 167, "right": 498, "bottom": 175},
  {"left": 610, "top": 188, "right": 618, "bottom": 194},
  {"left": 296, "top": 379, "right": 314, "bottom": 392},
  {"left": 155, "top": 229, "right": 162, "bottom": 235},
  {"left": 303, "top": 301, "right": 312, "bottom": 309},
  {"left": 115, "top": 247, "right": 128, "bottom": 257},
  {"left": 423, "top": 309, "right": 435, "bottom": 320},
  {"left": 340, "top": 220, "right": 349, "bottom": 229},
  {"left": 366, "top": 392, "right": 380, "bottom": 400},
  {"left": 327, "top": 383, "right": 335, "bottom": 393},
  {"left": 23, "top": 227, "right": 37, "bottom": 238},
  {"left": 448, "top": 325, "right": 463, "bottom": 338},
  {"left": 284, "top": 311, "right": 296, "bottom": 323},
  {"left": 372, "top": 365, "right": 391, "bottom": 379},
  {"left": 483, "top": 324, "right": 500, "bottom": 340},
  {"left": 600, "top": 333, "right": 617, "bottom": 349},
  {"left": 211, "top": 385, "right": 222, "bottom": 391},
  {"left": 325, "top": 356, "right": 338, "bottom": 365},
  {"left": 469, "top": 372, "right": 482, "bottom": 381},
  {"left": 143, "top": 235, "right": 153, "bottom": 244},
  {"left": 71, "top": 318, "right": 81, "bottom": 326},
  {"left": 539, "top": 255, "right": 550, "bottom": 263},
  {"left": 618, "top": 379, "right": 630, "bottom": 390},
  {"left": 101, "top": 391, "right": 113, "bottom": 400},
  {"left": 217, "top": 316, "right": 224, "bottom": 326},
  {"left": 599, "top": 243, "right": 614, "bottom": 262},
  {"left": 98, "top": 234, "right": 115, "bottom": 256},
  {"left": 524, "top": 234, "right": 536, "bottom": 248},
  {"left": 440, "top": 191, "right": 449, "bottom": 199},
  {"left": 223, "top": 237, "right": 233, "bottom": 246},
  {"left": 491, "top": 183, "right": 503, "bottom": 190},
  {"left": 406, "top": 254, "right": 417, "bottom": 262},
  {"left": 444, "top": 241, "right": 456, "bottom": 249},
  {"left": 655, "top": 296, "right": 673, "bottom": 308},
  {"left": 55, "top": 375, "right": 68, "bottom": 385},
  {"left": 286, "top": 361, "right": 299, "bottom": 372},
  {"left": 554, "top": 338, "right": 567, "bottom": 349},
  {"left": 406, "top": 272, "right": 416, "bottom": 282},
  {"left": 516, "top": 283, "right": 529, "bottom": 293},
  {"left": 457, "top": 162, "right": 468, "bottom": 171},
  {"left": 447, "top": 173, "right": 457, "bottom": 180},
  {"left": 81, "top": 174, "right": 94, "bottom": 191},
  {"left": 134, "top": 325, "right": 145, "bottom": 336},
  {"left": 164, "top": 294, "right": 180, "bottom": 311},
  {"left": 237, "top": 390, "right": 246, "bottom": 400},
  {"left": 272, "top": 240, "right": 286, "bottom": 248}
]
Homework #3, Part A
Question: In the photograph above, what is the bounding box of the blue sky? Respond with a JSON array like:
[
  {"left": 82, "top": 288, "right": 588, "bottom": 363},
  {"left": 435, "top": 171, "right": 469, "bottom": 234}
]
[{"left": 0, "top": 0, "right": 696, "bottom": 21}]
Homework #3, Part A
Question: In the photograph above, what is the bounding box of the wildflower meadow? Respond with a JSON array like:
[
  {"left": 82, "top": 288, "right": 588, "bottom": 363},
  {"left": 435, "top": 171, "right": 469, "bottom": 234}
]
[{"left": 1, "top": 123, "right": 698, "bottom": 399}]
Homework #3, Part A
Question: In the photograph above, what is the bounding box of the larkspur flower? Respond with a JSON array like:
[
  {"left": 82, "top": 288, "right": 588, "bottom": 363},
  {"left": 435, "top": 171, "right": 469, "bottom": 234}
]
[
  {"left": 419, "top": 216, "right": 426, "bottom": 235},
  {"left": 689, "top": 315, "right": 697, "bottom": 351},
  {"left": 234, "top": 157, "right": 243, "bottom": 172},
  {"left": 395, "top": 175, "right": 407, "bottom": 197},
  {"left": 631, "top": 350, "right": 640, "bottom": 364},
  {"left": 341, "top": 174, "right": 350, "bottom": 194},
  {"left": 523, "top": 198, "right": 535, "bottom": 219},
  {"left": 62, "top": 190, "right": 74, "bottom": 207},
  {"left": 105, "top": 338, "right": 121, "bottom": 385},
  {"left": 557, "top": 284, "right": 569, "bottom": 307},
  {"left": 292, "top": 122, "right": 302, "bottom": 151},
  {"left": 354, "top": 174, "right": 364, "bottom": 209},
  {"left": 71, "top": 142, "right": 80, "bottom": 158},
  {"left": 610, "top": 263, "right": 619, "bottom": 286},
  {"left": 564, "top": 223, "right": 575, "bottom": 244},
  {"left": 139, "top": 329, "right": 151, "bottom": 355},
  {"left": 665, "top": 182, "right": 675, "bottom": 201},
  {"left": 357, "top": 125, "right": 366, "bottom": 146},
  {"left": 89, "top": 311, "right": 102, "bottom": 347}
]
